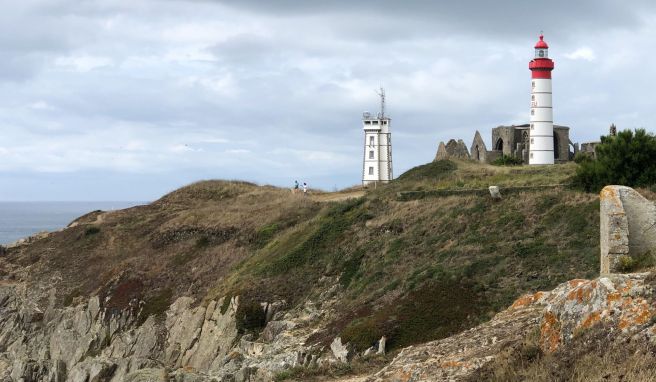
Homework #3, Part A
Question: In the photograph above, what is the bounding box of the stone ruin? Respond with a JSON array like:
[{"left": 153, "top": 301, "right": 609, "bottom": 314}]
[
  {"left": 600, "top": 185, "right": 656, "bottom": 274},
  {"left": 434, "top": 123, "right": 618, "bottom": 164},
  {"left": 434, "top": 139, "right": 470, "bottom": 161}
]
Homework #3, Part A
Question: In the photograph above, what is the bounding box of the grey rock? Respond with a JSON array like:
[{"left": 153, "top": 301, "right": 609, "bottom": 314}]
[
  {"left": 489, "top": 186, "right": 502, "bottom": 199},
  {"left": 124, "top": 368, "right": 168, "bottom": 382},
  {"left": 330, "top": 337, "right": 351, "bottom": 363},
  {"left": 260, "top": 321, "right": 295, "bottom": 343},
  {"left": 377, "top": 336, "right": 386, "bottom": 355}
]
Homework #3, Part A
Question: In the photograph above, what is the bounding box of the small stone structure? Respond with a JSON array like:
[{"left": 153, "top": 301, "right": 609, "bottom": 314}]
[
  {"left": 434, "top": 139, "right": 470, "bottom": 161},
  {"left": 488, "top": 186, "right": 502, "bottom": 199},
  {"left": 577, "top": 124, "right": 618, "bottom": 160},
  {"left": 600, "top": 185, "right": 656, "bottom": 274},
  {"left": 487, "top": 124, "right": 573, "bottom": 163}
]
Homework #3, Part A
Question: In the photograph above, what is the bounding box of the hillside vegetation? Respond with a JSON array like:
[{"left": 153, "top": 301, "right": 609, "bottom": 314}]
[{"left": 4, "top": 160, "right": 635, "bottom": 358}]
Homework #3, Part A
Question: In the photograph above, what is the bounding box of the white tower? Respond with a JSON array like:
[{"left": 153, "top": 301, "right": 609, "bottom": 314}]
[
  {"left": 362, "top": 88, "right": 393, "bottom": 186},
  {"left": 529, "top": 34, "right": 555, "bottom": 165}
]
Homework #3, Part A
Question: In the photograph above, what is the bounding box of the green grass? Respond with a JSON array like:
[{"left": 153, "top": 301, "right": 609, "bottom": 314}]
[{"left": 261, "top": 198, "right": 367, "bottom": 275}]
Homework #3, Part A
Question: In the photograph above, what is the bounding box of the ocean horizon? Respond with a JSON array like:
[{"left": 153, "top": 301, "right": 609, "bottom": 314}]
[{"left": 0, "top": 201, "right": 147, "bottom": 245}]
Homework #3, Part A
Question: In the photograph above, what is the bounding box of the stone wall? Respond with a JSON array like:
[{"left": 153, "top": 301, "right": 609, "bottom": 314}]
[
  {"left": 470, "top": 131, "right": 488, "bottom": 163},
  {"left": 600, "top": 185, "right": 656, "bottom": 274},
  {"left": 553, "top": 127, "right": 571, "bottom": 162}
]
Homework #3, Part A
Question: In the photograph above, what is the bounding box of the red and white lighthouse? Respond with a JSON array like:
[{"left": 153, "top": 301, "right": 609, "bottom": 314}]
[{"left": 529, "top": 34, "right": 555, "bottom": 165}]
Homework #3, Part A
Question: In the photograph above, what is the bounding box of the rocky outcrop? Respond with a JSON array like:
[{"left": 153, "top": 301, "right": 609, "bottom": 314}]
[
  {"left": 0, "top": 276, "right": 346, "bottom": 381},
  {"left": 368, "top": 273, "right": 656, "bottom": 381},
  {"left": 434, "top": 139, "right": 470, "bottom": 161},
  {"left": 600, "top": 185, "right": 656, "bottom": 274}
]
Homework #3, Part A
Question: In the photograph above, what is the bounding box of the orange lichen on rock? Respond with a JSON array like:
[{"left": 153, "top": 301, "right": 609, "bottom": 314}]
[
  {"left": 580, "top": 311, "right": 602, "bottom": 330},
  {"left": 617, "top": 279, "right": 633, "bottom": 295},
  {"left": 440, "top": 360, "right": 466, "bottom": 368},
  {"left": 511, "top": 291, "right": 545, "bottom": 309},
  {"left": 618, "top": 298, "right": 652, "bottom": 330},
  {"left": 540, "top": 311, "right": 561, "bottom": 353},
  {"left": 567, "top": 279, "right": 587, "bottom": 289},
  {"left": 606, "top": 291, "right": 621, "bottom": 305},
  {"left": 567, "top": 283, "right": 593, "bottom": 303},
  {"left": 600, "top": 187, "right": 622, "bottom": 207}
]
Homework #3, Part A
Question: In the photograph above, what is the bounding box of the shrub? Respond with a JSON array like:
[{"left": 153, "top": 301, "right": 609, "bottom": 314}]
[
  {"left": 139, "top": 288, "right": 173, "bottom": 324},
  {"left": 574, "top": 128, "right": 656, "bottom": 192},
  {"left": 236, "top": 300, "right": 266, "bottom": 334},
  {"left": 573, "top": 152, "right": 593, "bottom": 164},
  {"left": 617, "top": 255, "right": 635, "bottom": 272},
  {"left": 492, "top": 155, "right": 523, "bottom": 166},
  {"left": 84, "top": 226, "right": 101, "bottom": 236}
]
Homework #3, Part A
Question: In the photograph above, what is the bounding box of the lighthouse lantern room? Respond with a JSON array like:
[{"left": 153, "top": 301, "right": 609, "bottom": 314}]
[{"left": 528, "top": 34, "right": 555, "bottom": 165}]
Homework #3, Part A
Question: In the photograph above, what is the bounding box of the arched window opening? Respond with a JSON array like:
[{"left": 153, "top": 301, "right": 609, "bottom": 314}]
[{"left": 495, "top": 138, "right": 504, "bottom": 151}]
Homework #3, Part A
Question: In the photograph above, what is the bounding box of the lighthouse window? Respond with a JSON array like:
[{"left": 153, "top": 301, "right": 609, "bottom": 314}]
[
  {"left": 531, "top": 138, "right": 534, "bottom": 144},
  {"left": 532, "top": 81, "right": 535, "bottom": 89},
  {"left": 369, "top": 136, "right": 375, "bottom": 145},
  {"left": 530, "top": 124, "right": 534, "bottom": 130},
  {"left": 372, "top": 121, "right": 379, "bottom": 125},
  {"left": 531, "top": 95, "right": 535, "bottom": 101},
  {"left": 368, "top": 166, "right": 374, "bottom": 175},
  {"left": 369, "top": 150, "right": 374, "bottom": 159},
  {"left": 364, "top": 121, "right": 371, "bottom": 125},
  {"left": 530, "top": 153, "right": 534, "bottom": 159},
  {"left": 531, "top": 109, "right": 535, "bottom": 115}
]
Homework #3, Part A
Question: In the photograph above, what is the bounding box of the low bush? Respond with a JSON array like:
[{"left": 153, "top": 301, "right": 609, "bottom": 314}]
[
  {"left": 236, "top": 300, "right": 266, "bottom": 334},
  {"left": 492, "top": 155, "right": 523, "bottom": 166},
  {"left": 84, "top": 226, "right": 101, "bottom": 236},
  {"left": 574, "top": 128, "right": 656, "bottom": 192}
]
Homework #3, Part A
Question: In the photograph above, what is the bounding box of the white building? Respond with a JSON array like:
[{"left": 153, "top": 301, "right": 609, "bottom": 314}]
[
  {"left": 528, "top": 34, "right": 555, "bottom": 165},
  {"left": 362, "top": 89, "right": 393, "bottom": 186}
]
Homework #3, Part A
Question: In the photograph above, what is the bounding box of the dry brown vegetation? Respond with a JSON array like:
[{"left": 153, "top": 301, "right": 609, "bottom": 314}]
[{"left": 467, "top": 321, "right": 656, "bottom": 382}]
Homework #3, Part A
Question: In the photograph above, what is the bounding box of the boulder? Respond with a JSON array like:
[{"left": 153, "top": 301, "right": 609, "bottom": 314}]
[{"left": 488, "top": 186, "right": 502, "bottom": 199}]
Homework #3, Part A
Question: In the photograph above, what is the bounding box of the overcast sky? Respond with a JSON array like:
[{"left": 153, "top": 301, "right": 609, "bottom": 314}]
[{"left": 1, "top": 0, "right": 655, "bottom": 201}]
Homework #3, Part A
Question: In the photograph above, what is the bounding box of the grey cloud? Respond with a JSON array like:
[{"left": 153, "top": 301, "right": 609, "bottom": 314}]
[{"left": 0, "top": 0, "right": 655, "bottom": 200}]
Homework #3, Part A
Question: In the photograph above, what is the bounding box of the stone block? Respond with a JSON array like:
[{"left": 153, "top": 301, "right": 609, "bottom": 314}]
[{"left": 600, "top": 185, "right": 656, "bottom": 274}]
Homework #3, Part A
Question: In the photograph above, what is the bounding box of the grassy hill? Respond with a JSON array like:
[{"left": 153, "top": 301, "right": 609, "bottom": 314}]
[{"left": 4, "top": 159, "right": 631, "bottom": 355}]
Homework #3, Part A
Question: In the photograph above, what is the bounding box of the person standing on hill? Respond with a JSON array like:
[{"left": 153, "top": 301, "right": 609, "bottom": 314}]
[
  {"left": 293, "top": 180, "right": 299, "bottom": 194},
  {"left": 302, "top": 182, "right": 308, "bottom": 196}
]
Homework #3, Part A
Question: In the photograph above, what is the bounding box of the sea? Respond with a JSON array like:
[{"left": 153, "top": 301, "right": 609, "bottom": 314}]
[{"left": 0, "top": 202, "right": 146, "bottom": 245}]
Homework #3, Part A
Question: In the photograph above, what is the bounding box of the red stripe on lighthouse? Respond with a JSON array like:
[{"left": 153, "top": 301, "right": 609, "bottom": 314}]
[{"left": 532, "top": 71, "right": 552, "bottom": 79}]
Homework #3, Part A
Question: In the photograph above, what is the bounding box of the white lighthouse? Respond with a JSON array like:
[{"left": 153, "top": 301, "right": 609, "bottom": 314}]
[
  {"left": 362, "top": 88, "right": 393, "bottom": 186},
  {"left": 529, "top": 34, "right": 555, "bottom": 165}
]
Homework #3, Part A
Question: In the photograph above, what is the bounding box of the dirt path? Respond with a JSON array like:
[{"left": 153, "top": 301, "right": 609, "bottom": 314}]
[{"left": 311, "top": 190, "right": 365, "bottom": 202}]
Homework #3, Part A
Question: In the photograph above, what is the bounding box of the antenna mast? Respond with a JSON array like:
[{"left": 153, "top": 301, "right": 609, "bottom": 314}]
[{"left": 376, "top": 87, "right": 386, "bottom": 118}]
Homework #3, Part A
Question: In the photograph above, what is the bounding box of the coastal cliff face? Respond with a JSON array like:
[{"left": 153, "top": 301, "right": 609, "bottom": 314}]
[
  {"left": 0, "top": 276, "right": 346, "bottom": 381},
  {"left": 1, "top": 273, "right": 654, "bottom": 381}
]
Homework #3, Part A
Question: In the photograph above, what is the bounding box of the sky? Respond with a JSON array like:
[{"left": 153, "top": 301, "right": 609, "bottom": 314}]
[{"left": 1, "top": 0, "right": 655, "bottom": 201}]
